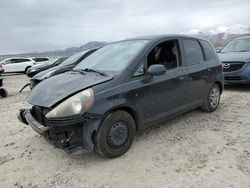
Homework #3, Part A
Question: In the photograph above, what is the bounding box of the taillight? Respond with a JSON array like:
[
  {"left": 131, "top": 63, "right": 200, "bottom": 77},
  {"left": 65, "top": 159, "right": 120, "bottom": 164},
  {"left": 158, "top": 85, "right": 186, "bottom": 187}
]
[{"left": 0, "top": 64, "right": 2, "bottom": 68}]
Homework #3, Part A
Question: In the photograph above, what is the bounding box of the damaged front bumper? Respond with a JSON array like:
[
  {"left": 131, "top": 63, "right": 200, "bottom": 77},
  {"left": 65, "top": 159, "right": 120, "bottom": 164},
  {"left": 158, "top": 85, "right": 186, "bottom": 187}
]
[
  {"left": 18, "top": 108, "right": 102, "bottom": 155},
  {"left": 18, "top": 109, "right": 49, "bottom": 135}
]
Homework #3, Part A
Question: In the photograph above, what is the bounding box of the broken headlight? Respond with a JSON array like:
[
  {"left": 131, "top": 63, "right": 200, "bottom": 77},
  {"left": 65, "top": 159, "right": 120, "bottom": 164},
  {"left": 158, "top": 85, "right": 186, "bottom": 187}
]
[{"left": 46, "top": 88, "right": 94, "bottom": 119}]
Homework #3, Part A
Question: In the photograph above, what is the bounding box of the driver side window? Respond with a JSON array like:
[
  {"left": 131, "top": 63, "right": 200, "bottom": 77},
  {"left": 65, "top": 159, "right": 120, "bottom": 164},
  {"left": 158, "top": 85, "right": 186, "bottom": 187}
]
[{"left": 147, "top": 40, "right": 180, "bottom": 70}]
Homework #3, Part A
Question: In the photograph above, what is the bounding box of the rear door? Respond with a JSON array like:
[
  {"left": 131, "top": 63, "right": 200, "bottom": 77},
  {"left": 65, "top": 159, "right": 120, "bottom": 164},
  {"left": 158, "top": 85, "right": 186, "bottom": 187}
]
[
  {"left": 199, "top": 40, "right": 222, "bottom": 87},
  {"left": 180, "top": 38, "right": 209, "bottom": 106}
]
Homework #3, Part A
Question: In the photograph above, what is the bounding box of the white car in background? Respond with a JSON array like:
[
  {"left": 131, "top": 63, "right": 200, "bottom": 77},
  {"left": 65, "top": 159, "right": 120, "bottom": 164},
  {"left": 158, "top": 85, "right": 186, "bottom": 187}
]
[
  {"left": 0, "top": 57, "right": 36, "bottom": 73},
  {"left": 31, "top": 57, "right": 50, "bottom": 64},
  {"left": 0, "top": 64, "right": 4, "bottom": 74}
]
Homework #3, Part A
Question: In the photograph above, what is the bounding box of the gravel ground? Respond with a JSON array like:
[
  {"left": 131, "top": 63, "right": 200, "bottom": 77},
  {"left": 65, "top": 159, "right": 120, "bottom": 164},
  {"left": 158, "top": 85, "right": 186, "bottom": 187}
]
[{"left": 0, "top": 74, "right": 250, "bottom": 188}]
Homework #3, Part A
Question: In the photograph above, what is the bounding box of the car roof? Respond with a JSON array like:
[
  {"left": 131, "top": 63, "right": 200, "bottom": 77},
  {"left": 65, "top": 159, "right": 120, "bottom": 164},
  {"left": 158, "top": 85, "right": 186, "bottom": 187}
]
[
  {"left": 4, "top": 57, "right": 33, "bottom": 61},
  {"left": 119, "top": 34, "right": 206, "bottom": 42},
  {"left": 32, "top": 57, "right": 49, "bottom": 59}
]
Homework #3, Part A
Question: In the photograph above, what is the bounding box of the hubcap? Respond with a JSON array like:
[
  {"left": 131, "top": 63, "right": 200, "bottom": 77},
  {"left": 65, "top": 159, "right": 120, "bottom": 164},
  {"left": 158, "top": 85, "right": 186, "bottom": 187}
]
[
  {"left": 210, "top": 87, "right": 220, "bottom": 108},
  {"left": 108, "top": 121, "right": 128, "bottom": 149}
]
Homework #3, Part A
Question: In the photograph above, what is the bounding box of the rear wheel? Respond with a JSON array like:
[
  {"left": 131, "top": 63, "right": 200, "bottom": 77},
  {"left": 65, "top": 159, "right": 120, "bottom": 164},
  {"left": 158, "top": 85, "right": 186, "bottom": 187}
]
[
  {"left": 95, "top": 110, "right": 136, "bottom": 158},
  {"left": 201, "top": 84, "right": 220, "bottom": 112}
]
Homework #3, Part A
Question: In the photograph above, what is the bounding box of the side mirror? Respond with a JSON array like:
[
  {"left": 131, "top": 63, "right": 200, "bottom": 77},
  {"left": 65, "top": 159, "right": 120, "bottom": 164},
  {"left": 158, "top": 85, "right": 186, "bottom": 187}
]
[{"left": 147, "top": 64, "right": 166, "bottom": 76}]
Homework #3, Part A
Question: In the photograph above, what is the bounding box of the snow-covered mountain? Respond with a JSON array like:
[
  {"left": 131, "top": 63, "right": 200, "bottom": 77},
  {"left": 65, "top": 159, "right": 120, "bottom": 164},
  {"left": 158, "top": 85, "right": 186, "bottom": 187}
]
[
  {"left": 187, "top": 24, "right": 250, "bottom": 47},
  {"left": 187, "top": 24, "right": 250, "bottom": 36},
  {"left": 64, "top": 41, "right": 108, "bottom": 55}
]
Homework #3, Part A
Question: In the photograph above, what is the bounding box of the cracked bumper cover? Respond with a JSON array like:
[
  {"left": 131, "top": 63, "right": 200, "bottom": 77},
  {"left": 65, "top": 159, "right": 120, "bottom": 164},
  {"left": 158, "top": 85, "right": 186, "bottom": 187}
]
[
  {"left": 18, "top": 109, "right": 102, "bottom": 154},
  {"left": 18, "top": 109, "right": 49, "bottom": 134}
]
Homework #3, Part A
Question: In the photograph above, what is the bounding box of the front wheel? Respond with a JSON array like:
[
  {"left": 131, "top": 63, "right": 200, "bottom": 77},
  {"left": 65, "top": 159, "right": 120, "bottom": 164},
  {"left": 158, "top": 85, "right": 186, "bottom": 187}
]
[
  {"left": 95, "top": 110, "right": 136, "bottom": 158},
  {"left": 201, "top": 84, "right": 221, "bottom": 112}
]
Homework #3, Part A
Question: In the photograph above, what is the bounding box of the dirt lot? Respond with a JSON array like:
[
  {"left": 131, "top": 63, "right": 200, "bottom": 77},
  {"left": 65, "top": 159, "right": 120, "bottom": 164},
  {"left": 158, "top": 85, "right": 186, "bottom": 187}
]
[{"left": 0, "top": 74, "right": 250, "bottom": 188}]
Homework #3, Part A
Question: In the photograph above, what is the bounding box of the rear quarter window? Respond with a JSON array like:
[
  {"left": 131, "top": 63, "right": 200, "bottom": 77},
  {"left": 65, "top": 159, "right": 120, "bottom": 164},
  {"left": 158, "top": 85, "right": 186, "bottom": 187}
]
[
  {"left": 182, "top": 39, "right": 204, "bottom": 65},
  {"left": 200, "top": 40, "right": 216, "bottom": 60},
  {"left": 33, "top": 58, "right": 49, "bottom": 62},
  {"left": 17, "top": 59, "right": 31, "bottom": 63}
]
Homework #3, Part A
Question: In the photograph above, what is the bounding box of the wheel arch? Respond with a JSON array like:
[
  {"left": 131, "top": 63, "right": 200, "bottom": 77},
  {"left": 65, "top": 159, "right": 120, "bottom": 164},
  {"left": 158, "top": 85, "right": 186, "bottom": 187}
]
[
  {"left": 103, "top": 105, "right": 140, "bottom": 132},
  {"left": 214, "top": 81, "right": 223, "bottom": 94}
]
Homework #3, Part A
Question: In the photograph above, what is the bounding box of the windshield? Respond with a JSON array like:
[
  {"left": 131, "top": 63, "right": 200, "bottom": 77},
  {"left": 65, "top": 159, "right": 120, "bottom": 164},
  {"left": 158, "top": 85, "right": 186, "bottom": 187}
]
[
  {"left": 74, "top": 40, "right": 149, "bottom": 73},
  {"left": 60, "top": 50, "right": 91, "bottom": 66},
  {"left": 53, "top": 57, "right": 67, "bottom": 65},
  {"left": 42, "top": 59, "right": 58, "bottom": 65},
  {"left": 221, "top": 38, "right": 250, "bottom": 53}
]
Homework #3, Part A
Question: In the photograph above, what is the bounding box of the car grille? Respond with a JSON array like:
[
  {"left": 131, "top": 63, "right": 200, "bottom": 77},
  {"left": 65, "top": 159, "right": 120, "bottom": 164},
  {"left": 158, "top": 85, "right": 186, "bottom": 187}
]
[
  {"left": 47, "top": 113, "right": 102, "bottom": 126},
  {"left": 222, "top": 62, "right": 245, "bottom": 72},
  {"left": 31, "top": 106, "right": 101, "bottom": 127}
]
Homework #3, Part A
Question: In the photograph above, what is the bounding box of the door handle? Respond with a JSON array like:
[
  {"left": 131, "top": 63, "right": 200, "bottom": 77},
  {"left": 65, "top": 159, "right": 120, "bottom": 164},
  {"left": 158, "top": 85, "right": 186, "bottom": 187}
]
[{"left": 179, "top": 76, "right": 185, "bottom": 80}]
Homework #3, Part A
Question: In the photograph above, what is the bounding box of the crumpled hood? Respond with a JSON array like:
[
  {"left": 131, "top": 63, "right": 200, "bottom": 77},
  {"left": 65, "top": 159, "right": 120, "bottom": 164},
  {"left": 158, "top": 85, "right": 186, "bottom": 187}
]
[
  {"left": 218, "top": 51, "right": 250, "bottom": 62},
  {"left": 27, "top": 72, "right": 114, "bottom": 108}
]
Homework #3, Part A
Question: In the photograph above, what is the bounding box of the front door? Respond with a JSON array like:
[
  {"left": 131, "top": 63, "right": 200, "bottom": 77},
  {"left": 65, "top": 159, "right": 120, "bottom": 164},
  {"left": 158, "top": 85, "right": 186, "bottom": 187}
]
[{"left": 143, "top": 39, "right": 189, "bottom": 125}]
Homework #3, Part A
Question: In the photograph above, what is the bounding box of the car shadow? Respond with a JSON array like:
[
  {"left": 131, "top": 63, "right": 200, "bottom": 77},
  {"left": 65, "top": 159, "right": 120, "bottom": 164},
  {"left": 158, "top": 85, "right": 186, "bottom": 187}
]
[
  {"left": 1, "top": 73, "right": 24, "bottom": 77},
  {"left": 68, "top": 108, "right": 205, "bottom": 162}
]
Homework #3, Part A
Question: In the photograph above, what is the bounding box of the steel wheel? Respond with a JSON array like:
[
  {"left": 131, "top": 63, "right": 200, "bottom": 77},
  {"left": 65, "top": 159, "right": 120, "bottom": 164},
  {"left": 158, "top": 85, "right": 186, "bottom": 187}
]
[
  {"left": 107, "top": 121, "right": 129, "bottom": 149},
  {"left": 95, "top": 110, "right": 136, "bottom": 158}
]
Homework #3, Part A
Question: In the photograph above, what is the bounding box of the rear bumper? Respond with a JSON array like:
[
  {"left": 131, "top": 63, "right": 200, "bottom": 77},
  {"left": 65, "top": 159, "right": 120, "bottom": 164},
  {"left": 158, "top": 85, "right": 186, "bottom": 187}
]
[{"left": 18, "top": 109, "right": 102, "bottom": 154}]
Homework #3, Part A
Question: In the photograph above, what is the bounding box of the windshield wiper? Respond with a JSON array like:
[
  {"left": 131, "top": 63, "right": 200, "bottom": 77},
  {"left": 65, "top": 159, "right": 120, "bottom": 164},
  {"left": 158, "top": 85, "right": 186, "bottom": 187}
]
[
  {"left": 70, "top": 69, "right": 86, "bottom": 75},
  {"left": 82, "top": 68, "right": 108, "bottom": 76},
  {"left": 235, "top": 50, "right": 250, "bottom": 52}
]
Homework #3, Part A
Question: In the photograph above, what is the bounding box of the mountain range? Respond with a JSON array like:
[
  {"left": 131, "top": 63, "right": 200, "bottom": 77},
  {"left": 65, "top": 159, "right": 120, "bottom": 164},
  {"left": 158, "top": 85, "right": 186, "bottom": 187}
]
[
  {"left": 0, "top": 41, "right": 108, "bottom": 59},
  {"left": 186, "top": 24, "right": 250, "bottom": 47},
  {"left": 1, "top": 24, "right": 249, "bottom": 59}
]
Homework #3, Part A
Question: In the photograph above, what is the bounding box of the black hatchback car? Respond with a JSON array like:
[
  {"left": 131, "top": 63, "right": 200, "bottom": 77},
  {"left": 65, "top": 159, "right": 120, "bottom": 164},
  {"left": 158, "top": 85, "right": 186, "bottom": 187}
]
[
  {"left": 30, "top": 48, "right": 98, "bottom": 88},
  {"left": 18, "top": 35, "right": 223, "bottom": 158},
  {"left": 27, "top": 57, "right": 68, "bottom": 77}
]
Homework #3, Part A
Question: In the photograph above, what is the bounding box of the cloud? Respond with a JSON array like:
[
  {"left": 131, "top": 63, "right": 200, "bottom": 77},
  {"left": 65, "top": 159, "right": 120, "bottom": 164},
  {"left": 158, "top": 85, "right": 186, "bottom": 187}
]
[{"left": 0, "top": 0, "right": 249, "bottom": 54}]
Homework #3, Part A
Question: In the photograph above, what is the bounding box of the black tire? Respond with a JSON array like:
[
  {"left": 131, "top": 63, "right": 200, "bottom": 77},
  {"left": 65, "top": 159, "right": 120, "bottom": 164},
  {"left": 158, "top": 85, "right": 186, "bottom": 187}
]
[
  {"left": 25, "top": 66, "right": 31, "bottom": 74},
  {"left": 201, "top": 83, "right": 220, "bottom": 112},
  {"left": 95, "top": 110, "right": 136, "bottom": 158},
  {"left": 0, "top": 88, "right": 8, "bottom": 97}
]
